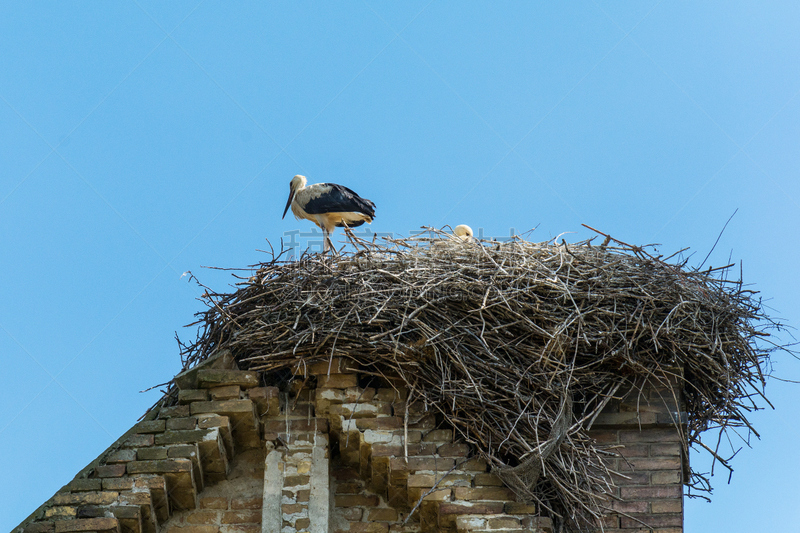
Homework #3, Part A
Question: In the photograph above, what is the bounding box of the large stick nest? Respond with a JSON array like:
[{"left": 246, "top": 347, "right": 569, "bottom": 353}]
[{"left": 177, "top": 228, "right": 780, "bottom": 531}]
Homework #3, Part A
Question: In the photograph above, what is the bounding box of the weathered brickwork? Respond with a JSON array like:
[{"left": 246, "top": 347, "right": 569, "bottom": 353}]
[
  {"left": 588, "top": 380, "right": 686, "bottom": 532},
  {"left": 15, "top": 353, "right": 686, "bottom": 533},
  {"left": 160, "top": 449, "right": 264, "bottom": 533},
  {"left": 303, "top": 359, "right": 555, "bottom": 533},
  {"left": 15, "top": 353, "right": 264, "bottom": 533}
]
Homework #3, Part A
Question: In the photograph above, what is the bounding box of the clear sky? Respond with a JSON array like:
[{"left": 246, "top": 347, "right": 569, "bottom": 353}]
[{"left": 2, "top": 2, "right": 799, "bottom": 531}]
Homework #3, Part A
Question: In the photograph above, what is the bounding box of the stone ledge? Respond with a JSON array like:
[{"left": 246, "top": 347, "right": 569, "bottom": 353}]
[
  {"left": 54, "top": 518, "right": 119, "bottom": 533},
  {"left": 197, "top": 369, "right": 259, "bottom": 390},
  {"left": 128, "top": 459, "right": 193, "bottom": 474}
]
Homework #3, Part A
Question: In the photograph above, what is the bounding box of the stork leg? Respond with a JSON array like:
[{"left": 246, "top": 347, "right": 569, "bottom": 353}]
[
  {"left": 322, "top": 227, "right": 330, "bottom": 253},
  {"left": 322, "top": 227, "right": 336, "bottom": 254}
]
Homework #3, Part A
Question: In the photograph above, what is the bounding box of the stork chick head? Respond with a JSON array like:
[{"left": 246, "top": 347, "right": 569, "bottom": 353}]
[
  {"left": 283, "top": 175, "right": 308, "bottom": 219},
  {"left": 454, "top": 224, "right": 474, "bottom": 241}
]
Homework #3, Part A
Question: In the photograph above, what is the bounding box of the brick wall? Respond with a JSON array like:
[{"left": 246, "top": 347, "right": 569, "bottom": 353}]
[
  {"left": 15, "top": 352, "right": 266, "bottom": 533},
  {"left": 15, "top": 353, "right": 686, "bottom": 533},
  {"left": 588, "top": 379, "right": 686, "bottom": 532},
  {"left": 302, "top": 359, "right": 555, "bottom": 533},
  {"left": 300, "top": 359, "right": 685, "bottom": 533},
  {"left": 159, "top": 448, "right": 264, "bottom": 533}
]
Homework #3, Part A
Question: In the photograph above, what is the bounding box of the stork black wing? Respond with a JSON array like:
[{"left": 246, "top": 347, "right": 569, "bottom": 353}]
[{"left": 303, "top": 183, "right": 376, "bottom": 219}]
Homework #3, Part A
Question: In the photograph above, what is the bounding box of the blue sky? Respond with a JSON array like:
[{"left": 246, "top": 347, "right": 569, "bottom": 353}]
[{"left": 2, "top": 2, "right": 799, "bottom": 531}]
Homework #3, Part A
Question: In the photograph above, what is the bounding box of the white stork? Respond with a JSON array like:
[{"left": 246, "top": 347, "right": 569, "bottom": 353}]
[
  {"left": 453, "top": 224, "right": 474, "bottom": 241},
  {"left": 431, "top": 224, "right": 475, "bottom": 252},
  {"left": 282, "top": 175, "right": 376, "bottom": 252}
]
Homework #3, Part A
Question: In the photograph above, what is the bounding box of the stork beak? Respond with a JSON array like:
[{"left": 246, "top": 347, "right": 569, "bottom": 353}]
[{"left": 282, "top": 190, "right": 294, "bottom": 219}]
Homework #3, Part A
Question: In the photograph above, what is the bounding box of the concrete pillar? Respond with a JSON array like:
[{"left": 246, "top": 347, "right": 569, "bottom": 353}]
[
  {"left": 308, "top": 427, "right": 330, "bottom": 533},
  {"left": 262, "top": 443, "right": 283, "bottom": 533}
]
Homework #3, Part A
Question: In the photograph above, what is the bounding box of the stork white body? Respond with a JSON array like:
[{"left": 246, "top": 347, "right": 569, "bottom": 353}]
[{"left": 282, "top": 175, "right": 376, "bottom": 252}]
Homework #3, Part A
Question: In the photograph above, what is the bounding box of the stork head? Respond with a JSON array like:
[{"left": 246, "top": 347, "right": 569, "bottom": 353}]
[
  {"left": 453, "top": 224, "right": 474, "bottom": 241},
  {"left": 283, "top": 175, "right": 308, "bottom": 219}
]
